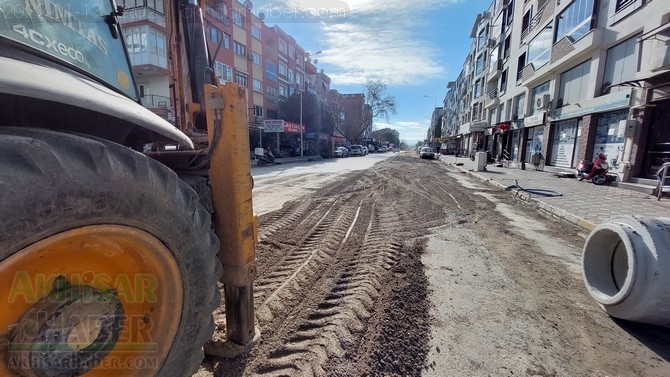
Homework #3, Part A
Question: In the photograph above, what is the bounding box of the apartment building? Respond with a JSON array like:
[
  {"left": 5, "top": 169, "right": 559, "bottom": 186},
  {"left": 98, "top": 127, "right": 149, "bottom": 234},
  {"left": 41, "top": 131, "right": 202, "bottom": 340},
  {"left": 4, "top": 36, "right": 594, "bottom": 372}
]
[{"left": 443, "top": 0, "right": 670, "bottom": 183}]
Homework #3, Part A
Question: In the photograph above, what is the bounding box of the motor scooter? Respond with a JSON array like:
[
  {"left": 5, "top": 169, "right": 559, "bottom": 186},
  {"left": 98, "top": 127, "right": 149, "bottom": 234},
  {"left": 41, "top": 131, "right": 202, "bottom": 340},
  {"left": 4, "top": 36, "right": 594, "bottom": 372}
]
[
  {"left": 255, "top": 149, "right": 281, "bottom": 167},
  {"left": 576, "top": 150, "right": 609, "bottom": 185}
]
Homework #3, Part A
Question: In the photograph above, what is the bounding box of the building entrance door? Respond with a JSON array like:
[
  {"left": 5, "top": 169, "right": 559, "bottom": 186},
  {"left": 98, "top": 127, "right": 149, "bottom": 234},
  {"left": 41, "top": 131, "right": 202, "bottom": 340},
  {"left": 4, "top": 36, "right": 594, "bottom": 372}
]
[{"left": 643, "top": 99, "right": 670, "bottom": 178}]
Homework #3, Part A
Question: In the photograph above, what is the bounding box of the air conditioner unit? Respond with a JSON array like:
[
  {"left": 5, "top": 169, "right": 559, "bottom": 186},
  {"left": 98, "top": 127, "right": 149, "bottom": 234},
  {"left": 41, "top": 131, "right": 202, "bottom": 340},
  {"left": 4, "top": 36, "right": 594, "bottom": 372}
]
[
  {"left": 247, "top": 52, "right": 254, "bottom": 60},
  {"left": 536, "top": 94, "right": 551, "bottom": 109},
  {"left": 254, "top": 116, "right": 263, "bottom": 124},
  {"left": 487, "top": 38, "right": 496, "bottom": 48}
]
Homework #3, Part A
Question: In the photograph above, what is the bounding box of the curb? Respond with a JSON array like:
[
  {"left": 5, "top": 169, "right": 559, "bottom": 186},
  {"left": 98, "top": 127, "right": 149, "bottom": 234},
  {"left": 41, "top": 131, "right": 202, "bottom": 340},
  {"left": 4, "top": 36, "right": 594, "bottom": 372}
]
[{"left": 443, "top": 161, "right": 597, "bottom": 232}]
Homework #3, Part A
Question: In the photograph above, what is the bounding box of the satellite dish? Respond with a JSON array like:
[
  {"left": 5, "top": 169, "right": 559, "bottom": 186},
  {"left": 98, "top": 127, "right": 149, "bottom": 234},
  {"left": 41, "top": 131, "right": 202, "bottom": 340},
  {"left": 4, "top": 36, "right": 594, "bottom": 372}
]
[
  {"left": 313, "top": 59, "right": 319, "bottom": 64},
  {"left": 259, "top": 12, "right": 265, "bottom": 20}
]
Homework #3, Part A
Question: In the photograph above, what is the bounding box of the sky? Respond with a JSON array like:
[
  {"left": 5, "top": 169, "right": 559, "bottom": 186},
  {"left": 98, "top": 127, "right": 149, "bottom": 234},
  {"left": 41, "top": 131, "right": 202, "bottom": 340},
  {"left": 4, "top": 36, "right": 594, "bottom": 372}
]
[{"left": 252, "top": 0, "right": 493, "bottom": 146}]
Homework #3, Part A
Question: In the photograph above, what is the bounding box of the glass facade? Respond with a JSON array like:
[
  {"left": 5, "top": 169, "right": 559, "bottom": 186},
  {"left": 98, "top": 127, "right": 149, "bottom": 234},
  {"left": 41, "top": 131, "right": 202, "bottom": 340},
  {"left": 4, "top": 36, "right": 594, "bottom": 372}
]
[
  {"left": 527, "top": 24, "right": 552, "bottom": 69},
  {"left": 602, "top": 35, "right": 641, "bottom": 94},
  {"left": 558, "top": 60, "right": 591, "bottom": 108},
  {"left": 555, "top": 0, "right": 595, "bottom": 43}
]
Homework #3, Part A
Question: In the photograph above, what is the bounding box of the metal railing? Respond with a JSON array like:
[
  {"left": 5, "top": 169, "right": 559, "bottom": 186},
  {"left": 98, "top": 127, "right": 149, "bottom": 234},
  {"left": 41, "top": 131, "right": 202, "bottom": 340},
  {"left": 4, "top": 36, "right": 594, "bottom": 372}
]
[
  {"left": 205, "top": 5, "right": 230, "bottom": 25},
  {"left": 139, "top": 94, "right": 171, "bottom": 110}
]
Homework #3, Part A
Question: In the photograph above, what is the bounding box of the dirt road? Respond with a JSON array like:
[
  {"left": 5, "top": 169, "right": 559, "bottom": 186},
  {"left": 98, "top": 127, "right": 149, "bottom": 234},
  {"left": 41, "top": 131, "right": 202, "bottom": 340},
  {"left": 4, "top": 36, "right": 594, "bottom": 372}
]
[{"left": 196, "top": 154, "right": 670, "bottom": 376}]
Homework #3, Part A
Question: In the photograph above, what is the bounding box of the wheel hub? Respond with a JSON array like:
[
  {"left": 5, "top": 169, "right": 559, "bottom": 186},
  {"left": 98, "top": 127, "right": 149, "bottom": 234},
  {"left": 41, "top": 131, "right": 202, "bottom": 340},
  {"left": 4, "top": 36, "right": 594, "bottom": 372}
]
[{"left": 7, "top": 276, "right": 124, "bottom": 377}]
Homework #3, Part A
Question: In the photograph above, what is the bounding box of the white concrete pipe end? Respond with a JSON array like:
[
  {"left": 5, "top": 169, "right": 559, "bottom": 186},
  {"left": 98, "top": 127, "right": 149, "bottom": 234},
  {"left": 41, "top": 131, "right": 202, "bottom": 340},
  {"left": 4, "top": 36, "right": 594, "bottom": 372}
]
[{"left": 582, "top": 216, "right": 670, "bottom": 325}]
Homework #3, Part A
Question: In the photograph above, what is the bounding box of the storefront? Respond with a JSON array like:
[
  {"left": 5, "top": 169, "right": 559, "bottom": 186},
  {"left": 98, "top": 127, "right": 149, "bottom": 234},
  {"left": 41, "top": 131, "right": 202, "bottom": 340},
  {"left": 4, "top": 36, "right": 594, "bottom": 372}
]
[
  {"left": 262, "top": 119, "right": 306, "bottom": 157},
  {"left": 547, "top": 89, "right": 633, "bottom": 169},
  {"left": 523, "top": 111, "right": 546, "bottom": 163},
  {"left": 642, "top": 95, "right": 670, "bottom": 178},
  {"left": 549, "top": 119, "right": 579, "bottom": 168},
  {"left": 593, "top": 109, "right": 628, "bottom": 174}
]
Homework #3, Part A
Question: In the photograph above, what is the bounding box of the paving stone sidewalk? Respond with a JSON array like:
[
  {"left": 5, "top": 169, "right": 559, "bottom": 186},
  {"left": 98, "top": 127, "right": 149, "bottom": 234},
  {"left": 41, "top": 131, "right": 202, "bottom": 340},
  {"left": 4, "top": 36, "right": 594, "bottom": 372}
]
[{"left": 439, "top": 155, "right": 670, "bottom": 231}]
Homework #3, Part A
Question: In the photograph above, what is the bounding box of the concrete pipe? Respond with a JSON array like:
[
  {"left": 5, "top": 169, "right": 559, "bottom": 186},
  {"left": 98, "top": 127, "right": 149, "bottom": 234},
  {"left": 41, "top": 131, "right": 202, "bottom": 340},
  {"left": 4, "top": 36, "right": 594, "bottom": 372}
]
[{"left": 582, "top": 216, "right": 670, "bottom": 325}]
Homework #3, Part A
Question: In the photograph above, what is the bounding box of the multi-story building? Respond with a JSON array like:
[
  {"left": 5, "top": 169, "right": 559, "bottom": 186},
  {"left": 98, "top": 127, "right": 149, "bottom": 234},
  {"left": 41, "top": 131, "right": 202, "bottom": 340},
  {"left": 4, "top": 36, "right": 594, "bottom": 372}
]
[
  {"left": 339, "top": 93, "right": 370, "bottom": 143},
  {"left": 121, "top": 1, "right": 172, "bottom": 121},
  {"left": 443, "top": 0, "right": 670, "bottom": 184}
]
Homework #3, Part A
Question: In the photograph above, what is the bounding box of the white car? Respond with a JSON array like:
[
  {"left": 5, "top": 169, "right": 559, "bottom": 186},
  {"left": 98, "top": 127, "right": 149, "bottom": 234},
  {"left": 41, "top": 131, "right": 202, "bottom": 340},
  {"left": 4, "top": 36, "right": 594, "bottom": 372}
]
[{"left": 419, "top": 147, "right": 437, "bottom": 159}]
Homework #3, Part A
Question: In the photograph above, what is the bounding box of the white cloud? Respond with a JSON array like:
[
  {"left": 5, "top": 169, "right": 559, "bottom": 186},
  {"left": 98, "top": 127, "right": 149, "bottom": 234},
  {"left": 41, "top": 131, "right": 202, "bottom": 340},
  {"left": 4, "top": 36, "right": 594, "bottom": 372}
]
[{"left": 256, "top": 0, "right": 460, "bottom": 86}]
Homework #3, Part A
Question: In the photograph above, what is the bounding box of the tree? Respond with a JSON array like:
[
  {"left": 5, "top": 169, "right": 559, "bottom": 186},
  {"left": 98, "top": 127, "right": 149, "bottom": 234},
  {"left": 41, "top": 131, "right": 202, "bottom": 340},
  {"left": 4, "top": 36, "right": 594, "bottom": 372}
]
[
  {"left": 338, "top": 78, "right": 397, "bottom": 143},
  {"left": 278, "top": 92, "right": 336, "bottom": 153}
]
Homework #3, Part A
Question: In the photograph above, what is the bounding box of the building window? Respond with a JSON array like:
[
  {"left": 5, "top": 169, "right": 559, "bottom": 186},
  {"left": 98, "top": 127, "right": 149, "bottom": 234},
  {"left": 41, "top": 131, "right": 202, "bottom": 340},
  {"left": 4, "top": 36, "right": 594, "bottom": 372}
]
[
  {"left": 500, "top": 69, "right": 508, "bottom": 94},
  {"left": 558, "top": 60, "right": 591, "bottom": 108},
  {"left": 124, "top": 25, "right": 167, "bottom": 68},
  {"left": 615, "top": 0, "right": 637, "bottom": 12},
  {"left": 278, "top": 62, "right": 287, "bottom": 77},
  {"left": 232, "top": 10, "right": 245, "bottom": 28},
  {"left": 233, "top": 41, "right": 246, "bottom": 56},
  {"left": 288, "top": 45, "right": 295, "bottom": 58},
  {"left": 555, "top": 0, "right": 596, "bottom": 43},
  {"left": 250, "top": 51, "right": 261, "bottom": 66},
  {"left": 527, "top": 24, "right": 552, "bottom": 69},
  {"left": 503, "top": 35, "right": 511, "bottom": 60},
  {"left": 513, "top": 93, "right": 526, "bottom": 119},
  {"left": 214, "top": 61, "right": 233, "bottom": 82},
  {"left": 288, "top": 69, "right": 295, "bottom": 84},
  {"left": 296, "top": 73, "right": 303, "bottom": 87},
  {"left": 125, "top": 0, "right": 164, "bottom": 14},
  {"left": 279, "top": 85, "right": 287, "bottom": 97},
  {"left": 266, "top": 60, "right": 278, "bottom": 82},
  {"left": 521, "top": 8, "right": 533, "bottom": 37},
  {"left": 477, "top": 28, "right": 488, "bottom": 51},
  {"left": 251, "top": 25, "right": 261, "bottom": 39},
  {"left": 253, "top": 79, "right": 262, "bottom": 92},
  {"left": 253, "top": 105, "right": 263, "bottom": 117},
  {"left": 475, "top": 54, "right": 486, "bottom": 75},
  {"left": 234, "top": 71, "right": 248, "bottom": 87},
  {"left": 278, "top": 40, "right": 287, "bottom": 55},
  {"left": 207, "top": 25, "right": 230, "bottom": 48},
  {"left": 602, "top": 34, "right": 641, "bottom": 94},
  {"left": 205, "top": 0, "right": 229, "bottom": 25},
  {"left": 266, "top": 86, "right": 278, "bottom": 98},
  {"left": 474, "top": 80, "right": 482, "bottom": 98}
]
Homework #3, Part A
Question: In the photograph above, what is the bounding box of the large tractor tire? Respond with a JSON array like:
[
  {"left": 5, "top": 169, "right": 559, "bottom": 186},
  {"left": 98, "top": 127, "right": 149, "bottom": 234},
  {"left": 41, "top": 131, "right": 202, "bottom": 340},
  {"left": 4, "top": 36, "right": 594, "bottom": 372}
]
[{"left": 0, "top": 128, "right": 221, "bottom": 377}]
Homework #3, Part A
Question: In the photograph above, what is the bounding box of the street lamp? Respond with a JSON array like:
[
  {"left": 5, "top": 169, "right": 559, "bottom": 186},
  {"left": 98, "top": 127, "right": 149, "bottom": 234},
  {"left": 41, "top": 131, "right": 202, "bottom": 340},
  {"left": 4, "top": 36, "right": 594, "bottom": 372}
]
[
  {"left": 424, "top": 94, "right": 437, "bottom": 109},
  {"left": 296, "top": 50, "right": 323, "bottom": 157}
]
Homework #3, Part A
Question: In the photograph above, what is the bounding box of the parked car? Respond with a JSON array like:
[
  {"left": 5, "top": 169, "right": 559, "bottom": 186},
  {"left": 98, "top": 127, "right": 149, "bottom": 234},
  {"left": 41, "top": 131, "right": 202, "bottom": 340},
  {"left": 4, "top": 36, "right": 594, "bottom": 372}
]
[
  {"left": 419, "top": 147, "right": 437, "bottom": 159},
  {"left": 378, "top": 146, "right": 387, "bottom": 153},
  {"left": 362, "top": 146, "right": 369, "bottom": 155},
  {"left": 350, "top": 145, "right": 365, "bottom": 156},
  {"left": 335, "top": 146, "right": 349, "bottom": 157}
]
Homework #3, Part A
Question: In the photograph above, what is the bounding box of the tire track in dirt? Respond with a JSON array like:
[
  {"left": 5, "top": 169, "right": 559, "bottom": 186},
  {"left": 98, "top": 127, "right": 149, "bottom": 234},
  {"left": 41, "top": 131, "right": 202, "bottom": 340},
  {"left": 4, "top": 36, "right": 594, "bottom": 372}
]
[{"left": 252, "top": 201, "right": 405, "bottom": 376}]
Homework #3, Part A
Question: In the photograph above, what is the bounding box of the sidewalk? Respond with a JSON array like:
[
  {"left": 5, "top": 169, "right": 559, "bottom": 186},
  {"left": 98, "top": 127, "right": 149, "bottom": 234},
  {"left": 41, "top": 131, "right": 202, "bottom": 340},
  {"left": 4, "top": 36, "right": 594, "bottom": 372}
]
[
  {"left": 439, "top": 155, "right": 670, "bottom": 231},
  {"left": 250, "top": 155, "right": 323, "bottom": 168}
]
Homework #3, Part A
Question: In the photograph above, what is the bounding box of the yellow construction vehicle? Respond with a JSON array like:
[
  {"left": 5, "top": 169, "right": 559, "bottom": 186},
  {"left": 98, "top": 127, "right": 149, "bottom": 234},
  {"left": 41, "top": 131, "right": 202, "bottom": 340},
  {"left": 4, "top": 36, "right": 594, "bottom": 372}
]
[{"left": 0, "top": 1, "right": 258, "bottom": 376}]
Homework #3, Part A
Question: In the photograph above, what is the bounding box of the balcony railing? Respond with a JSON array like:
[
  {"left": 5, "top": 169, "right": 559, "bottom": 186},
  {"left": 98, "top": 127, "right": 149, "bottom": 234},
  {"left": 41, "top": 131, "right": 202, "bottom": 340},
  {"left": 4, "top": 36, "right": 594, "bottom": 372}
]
[
  {"left": 140, "top": 94, "right": 171, "bottom": 110},
  {"left": 488, "top": 88, "right": 499, "bottom": 99},
  {"left": 205, "top": 5, "right": 230, "bottom": 25}
]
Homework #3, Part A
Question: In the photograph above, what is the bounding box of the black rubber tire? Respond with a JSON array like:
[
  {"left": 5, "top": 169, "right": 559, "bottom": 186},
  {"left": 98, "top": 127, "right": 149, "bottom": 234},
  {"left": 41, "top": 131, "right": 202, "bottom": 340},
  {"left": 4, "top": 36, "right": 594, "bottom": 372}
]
[
  {"left": 0, "top": 128, "right": 221, "bottom": 377},
  {"left": 592, "top": 174, "right": 607, "bottom": 185}
]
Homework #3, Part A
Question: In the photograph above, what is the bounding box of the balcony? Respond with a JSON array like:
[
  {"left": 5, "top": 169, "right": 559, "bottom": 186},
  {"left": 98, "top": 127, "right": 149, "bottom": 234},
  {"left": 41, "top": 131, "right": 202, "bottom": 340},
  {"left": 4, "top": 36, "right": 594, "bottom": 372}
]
[
  {"left": 205, "top": 5, "right": 230, "bottom": 26},
  {"left": 140, "top": 94, "right": 172, "bottom": 120},
  {"left": 486, "top": 59, "right": 502, "bottom": 83},
  {"left": 121, "top": 7, "right": 165, "bottom": 27}
]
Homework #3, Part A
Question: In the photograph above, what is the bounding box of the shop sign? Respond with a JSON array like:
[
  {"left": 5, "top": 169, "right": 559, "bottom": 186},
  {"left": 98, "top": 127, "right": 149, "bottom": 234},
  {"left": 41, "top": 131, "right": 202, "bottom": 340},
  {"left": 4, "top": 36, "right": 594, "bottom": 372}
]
[
  {"left": 283, "top": 121, "right": 305, "bottom": 133},
  {"left": 470, "top": 121, "right": 488, "bottom": 132},
  {"left": 263, "top": 119, "right": 284, "bottom": 132},
  {"left": 525, "top": 112, "right": 545, "bottom": 127},
  {"left": 549, "top": 89, "right": 632, "bottom": 121}
]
